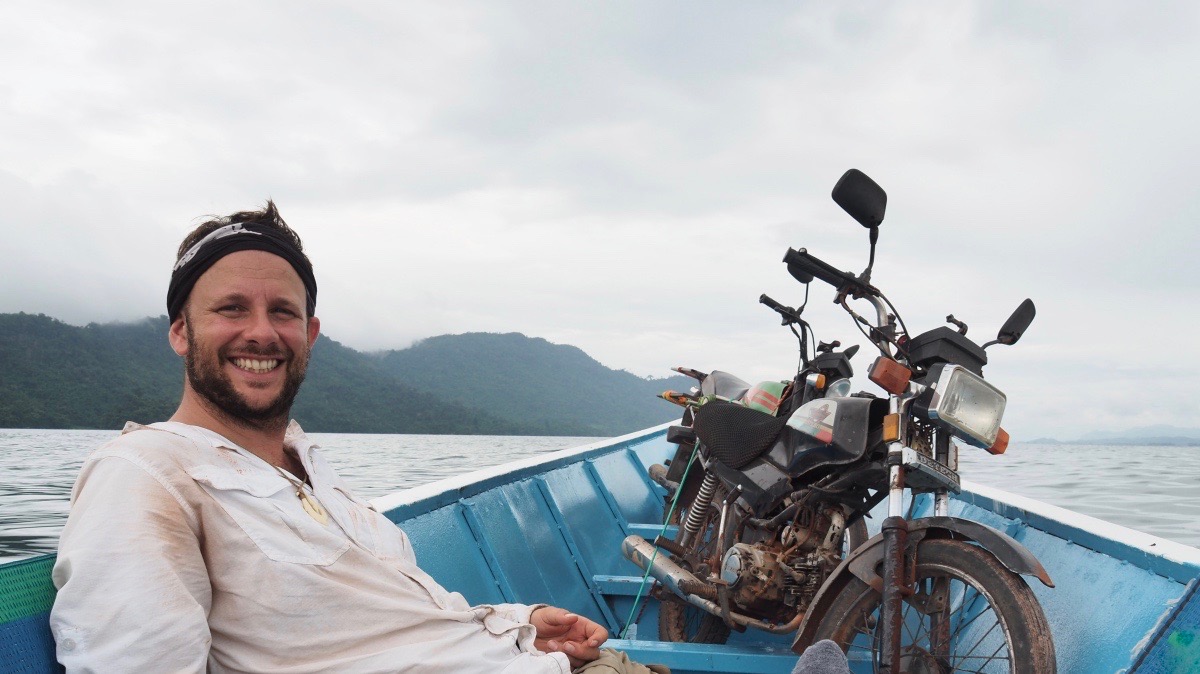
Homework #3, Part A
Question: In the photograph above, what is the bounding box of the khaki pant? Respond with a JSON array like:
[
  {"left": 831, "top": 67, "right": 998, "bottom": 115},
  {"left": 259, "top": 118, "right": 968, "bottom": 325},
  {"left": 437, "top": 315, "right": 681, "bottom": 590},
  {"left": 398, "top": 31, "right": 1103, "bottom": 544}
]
[{"left": 573, "top": 648, "right": 670, "bottom": 674}]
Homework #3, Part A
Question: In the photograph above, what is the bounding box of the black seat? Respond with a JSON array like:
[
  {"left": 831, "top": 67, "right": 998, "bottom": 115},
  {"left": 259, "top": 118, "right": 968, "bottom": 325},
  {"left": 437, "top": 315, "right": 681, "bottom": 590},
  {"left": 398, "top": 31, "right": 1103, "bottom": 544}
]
[{"left": 693, "top": 401, "right": 789, "bottom": 469}]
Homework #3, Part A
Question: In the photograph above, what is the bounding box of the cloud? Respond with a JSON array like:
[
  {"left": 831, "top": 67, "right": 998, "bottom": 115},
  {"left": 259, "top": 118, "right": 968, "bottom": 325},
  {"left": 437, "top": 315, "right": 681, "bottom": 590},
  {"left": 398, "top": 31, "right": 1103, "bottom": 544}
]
[{"left": 1, "top": 1, "right": 1198, "bottom": 439}]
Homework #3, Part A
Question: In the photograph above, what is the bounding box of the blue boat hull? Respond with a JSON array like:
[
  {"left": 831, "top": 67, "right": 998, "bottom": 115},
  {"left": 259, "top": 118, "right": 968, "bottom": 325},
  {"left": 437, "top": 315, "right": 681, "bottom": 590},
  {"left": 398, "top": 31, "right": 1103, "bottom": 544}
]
[
  {"left": 2, "top": 423, "right": 1199, "bottom": 673},
  {"left": 374, "top": 423, "right": 1200, "bottom": 674}
]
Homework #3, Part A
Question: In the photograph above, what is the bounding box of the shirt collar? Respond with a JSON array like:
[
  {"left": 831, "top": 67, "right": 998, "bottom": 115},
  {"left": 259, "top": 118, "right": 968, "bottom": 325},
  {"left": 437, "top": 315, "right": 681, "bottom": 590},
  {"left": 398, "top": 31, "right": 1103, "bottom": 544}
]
[{"left": 131, "top": 419, "right": 319, "bottom": 454}]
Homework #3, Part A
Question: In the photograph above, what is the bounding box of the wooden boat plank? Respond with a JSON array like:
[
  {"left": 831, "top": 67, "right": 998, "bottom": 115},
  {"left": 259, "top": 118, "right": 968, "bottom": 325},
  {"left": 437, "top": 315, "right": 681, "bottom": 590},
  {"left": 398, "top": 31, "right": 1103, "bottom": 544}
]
[
  {"left": 536, "top": 465, "right": 636, "bottom": 578},
  {"left": 1130, "top": 578, "right": 1200, "bottom": 672},
  {"left": 604, "top": 638, "right": 802, "bottom": 674},
  {"left": 397, "top": 502, "right": 511, "bottom": 603}
]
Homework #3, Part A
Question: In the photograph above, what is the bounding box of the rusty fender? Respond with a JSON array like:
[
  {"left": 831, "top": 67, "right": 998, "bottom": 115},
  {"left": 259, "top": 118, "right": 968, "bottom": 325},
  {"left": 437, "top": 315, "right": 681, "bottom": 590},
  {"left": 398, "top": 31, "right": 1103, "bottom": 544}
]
[{"left": 791, "top": 516, "right": 1054, "bottom": 653}]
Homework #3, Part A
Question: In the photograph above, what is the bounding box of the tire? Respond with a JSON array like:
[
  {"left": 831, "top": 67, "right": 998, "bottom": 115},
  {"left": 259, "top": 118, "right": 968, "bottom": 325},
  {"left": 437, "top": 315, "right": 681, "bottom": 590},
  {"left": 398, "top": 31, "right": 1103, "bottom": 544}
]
[
  {"left": 658, "top": 477, "right": 731, "bottom": 645},
  {"left": 811, "top": 538, "right": 1056, "bottom": 673},
  {"left": 663, "top": 461, "right": 704, "bottom": 525},
  {"left": 658, "top": 599, "right": 732, "bottom": 644},
  {"left": 846, "top": 517, "right": 869, "bottom": 554}
]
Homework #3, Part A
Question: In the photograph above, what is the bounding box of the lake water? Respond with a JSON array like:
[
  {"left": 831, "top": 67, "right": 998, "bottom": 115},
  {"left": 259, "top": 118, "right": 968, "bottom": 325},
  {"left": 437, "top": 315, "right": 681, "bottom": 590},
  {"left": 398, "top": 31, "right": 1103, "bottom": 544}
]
[{"left": 3, "top": 428, "right": 1199, "bottom": 564}]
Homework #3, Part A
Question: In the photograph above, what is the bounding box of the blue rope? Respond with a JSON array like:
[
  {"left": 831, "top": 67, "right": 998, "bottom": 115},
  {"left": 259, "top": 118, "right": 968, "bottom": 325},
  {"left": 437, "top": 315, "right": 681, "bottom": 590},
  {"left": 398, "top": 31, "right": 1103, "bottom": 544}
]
[{"left": 618, "top": 441, "right": 701, "bottom": 639}]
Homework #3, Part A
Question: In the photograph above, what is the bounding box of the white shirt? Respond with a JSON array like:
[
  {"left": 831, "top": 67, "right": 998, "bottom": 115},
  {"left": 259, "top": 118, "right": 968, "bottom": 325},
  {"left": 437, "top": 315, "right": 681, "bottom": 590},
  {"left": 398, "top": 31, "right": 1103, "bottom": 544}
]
[{"left": 50, "top": 421, "right": 572, "bottom": 674}]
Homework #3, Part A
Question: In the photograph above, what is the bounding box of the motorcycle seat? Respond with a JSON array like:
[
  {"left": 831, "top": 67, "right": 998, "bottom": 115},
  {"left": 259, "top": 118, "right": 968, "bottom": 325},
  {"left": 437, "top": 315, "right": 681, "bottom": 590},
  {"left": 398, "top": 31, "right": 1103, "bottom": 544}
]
[{"left": 693, "top": 400, "right": 790, "bottom": 469}]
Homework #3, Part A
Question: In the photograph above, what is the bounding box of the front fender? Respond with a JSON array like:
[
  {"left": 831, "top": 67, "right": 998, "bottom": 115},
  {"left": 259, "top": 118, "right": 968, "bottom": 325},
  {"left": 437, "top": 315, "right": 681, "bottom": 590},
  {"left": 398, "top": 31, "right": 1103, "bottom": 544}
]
[{"left": 791, "top": 516, "right": 1053, "bottom": 653}]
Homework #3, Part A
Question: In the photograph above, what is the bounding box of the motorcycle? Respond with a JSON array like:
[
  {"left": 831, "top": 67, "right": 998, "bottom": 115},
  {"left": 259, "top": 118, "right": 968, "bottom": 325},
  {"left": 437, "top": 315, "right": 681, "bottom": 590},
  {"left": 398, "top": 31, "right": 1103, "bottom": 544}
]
[{"left": 623, "top": 169, "right": 1056, "bottom": 673}]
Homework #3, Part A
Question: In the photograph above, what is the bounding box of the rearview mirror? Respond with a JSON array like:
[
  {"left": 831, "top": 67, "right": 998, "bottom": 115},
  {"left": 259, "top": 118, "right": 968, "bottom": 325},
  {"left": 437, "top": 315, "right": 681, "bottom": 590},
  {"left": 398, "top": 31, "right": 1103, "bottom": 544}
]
[
  {"left": 832, "top": 169, "right": 887, "bottom": 229},
  {"left": 996, "top": 299, "right": 1036, "bottom": 346}
]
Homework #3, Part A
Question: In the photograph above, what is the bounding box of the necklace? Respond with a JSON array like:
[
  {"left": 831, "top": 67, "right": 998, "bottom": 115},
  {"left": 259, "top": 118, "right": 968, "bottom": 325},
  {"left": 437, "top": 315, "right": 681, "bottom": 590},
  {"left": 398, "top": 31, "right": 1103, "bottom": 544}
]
[{"left": 274, "top": 465, "right": 329, "bottom": 525}]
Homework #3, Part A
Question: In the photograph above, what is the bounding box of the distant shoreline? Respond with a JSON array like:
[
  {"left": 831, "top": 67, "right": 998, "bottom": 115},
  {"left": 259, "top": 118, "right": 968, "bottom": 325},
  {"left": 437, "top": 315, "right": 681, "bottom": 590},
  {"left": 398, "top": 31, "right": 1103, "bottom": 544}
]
[{"left": 1028, "top": 437, "right": 1200, "bottom": 447}]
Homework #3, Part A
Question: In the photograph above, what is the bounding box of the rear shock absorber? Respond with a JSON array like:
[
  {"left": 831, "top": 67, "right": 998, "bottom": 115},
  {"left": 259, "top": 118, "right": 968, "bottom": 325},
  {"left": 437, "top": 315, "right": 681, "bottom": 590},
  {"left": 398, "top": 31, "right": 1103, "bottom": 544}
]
[{"left": 679, "top": 472, "right": 719, "bottom": 548}]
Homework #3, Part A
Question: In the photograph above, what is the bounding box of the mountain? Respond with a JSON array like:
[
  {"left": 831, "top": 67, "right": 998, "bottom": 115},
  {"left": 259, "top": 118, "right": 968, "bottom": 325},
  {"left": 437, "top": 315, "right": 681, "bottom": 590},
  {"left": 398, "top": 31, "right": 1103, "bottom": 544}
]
[
  {"left": 0, "top": 313, "right": 181, "bottom": 429},
  {"left": 0, "top": 313, "right": 687, "bottom": 436},
  {"left": 1077, "top": 426, "right": 1200, "bottom": 444},
  {"left": 1026, "top": 427, "right": 1200, "bottom": 447},
  {"left": 376, "top": 332, "right": 692, "bottom": 437}
]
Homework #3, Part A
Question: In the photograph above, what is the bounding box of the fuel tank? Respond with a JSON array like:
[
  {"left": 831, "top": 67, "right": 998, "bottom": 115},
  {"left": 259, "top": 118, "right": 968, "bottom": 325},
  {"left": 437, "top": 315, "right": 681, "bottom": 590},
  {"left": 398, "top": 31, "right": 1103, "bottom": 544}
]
[{"left": 705, "top": 395, "right": 887, "bottom": 514}]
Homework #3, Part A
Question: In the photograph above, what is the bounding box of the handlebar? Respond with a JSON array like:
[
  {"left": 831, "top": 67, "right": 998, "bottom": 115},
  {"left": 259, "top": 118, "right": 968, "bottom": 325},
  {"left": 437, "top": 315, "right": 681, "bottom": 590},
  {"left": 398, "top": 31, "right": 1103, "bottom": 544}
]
[
  {"left": 759, "top": 293, "right": 803, "bottom": 324},
  {"left": 783, "top": 247, "right": 879, "bottom": 298}
]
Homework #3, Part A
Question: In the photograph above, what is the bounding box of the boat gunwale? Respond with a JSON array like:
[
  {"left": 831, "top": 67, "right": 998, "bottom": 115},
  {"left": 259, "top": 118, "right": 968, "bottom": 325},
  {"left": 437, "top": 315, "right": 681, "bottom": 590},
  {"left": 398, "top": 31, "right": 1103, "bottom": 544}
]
[
  {"left": 370, "top": 422, "right": 674, "bottom": 519},
  {"left": 370, "top": 424, "right": 1200, "bottom": 584},
  {"left": 958, "top": 480, "right": 1200, "bottom": 583}
]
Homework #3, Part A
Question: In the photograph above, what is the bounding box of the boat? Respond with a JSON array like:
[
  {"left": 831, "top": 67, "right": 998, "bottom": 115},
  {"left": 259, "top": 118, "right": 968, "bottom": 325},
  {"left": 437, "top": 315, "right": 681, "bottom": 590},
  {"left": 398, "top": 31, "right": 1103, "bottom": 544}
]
[{"left": 3, "top": 422, "right": 1199, "bottom": 673}]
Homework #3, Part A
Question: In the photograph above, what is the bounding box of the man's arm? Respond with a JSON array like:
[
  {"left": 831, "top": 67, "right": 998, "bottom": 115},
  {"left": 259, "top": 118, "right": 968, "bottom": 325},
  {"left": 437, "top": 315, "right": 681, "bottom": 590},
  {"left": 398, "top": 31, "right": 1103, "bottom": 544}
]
[{"left": 51, "top": 455, "right": 212, "bottom": 673}]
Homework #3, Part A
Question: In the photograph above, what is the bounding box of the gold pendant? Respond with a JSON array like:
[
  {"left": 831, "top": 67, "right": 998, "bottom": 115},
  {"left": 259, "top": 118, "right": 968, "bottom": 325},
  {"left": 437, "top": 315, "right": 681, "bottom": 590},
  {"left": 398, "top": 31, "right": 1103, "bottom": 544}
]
[{"left": 299, "top": 491, "right": 329, "bottom": 525}]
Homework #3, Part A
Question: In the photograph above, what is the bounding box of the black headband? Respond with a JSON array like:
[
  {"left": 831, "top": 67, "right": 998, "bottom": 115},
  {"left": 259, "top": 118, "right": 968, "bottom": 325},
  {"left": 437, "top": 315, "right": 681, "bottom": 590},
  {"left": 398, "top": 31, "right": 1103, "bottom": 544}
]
[{"left": 167, "top": 222, "right": 317, "bottom": 322}]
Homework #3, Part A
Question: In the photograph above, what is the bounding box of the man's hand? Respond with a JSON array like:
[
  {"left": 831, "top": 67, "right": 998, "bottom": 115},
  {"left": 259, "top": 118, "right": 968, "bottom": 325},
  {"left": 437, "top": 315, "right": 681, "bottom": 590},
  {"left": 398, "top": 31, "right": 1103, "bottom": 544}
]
[{"left": 531, "top": 606, "right": 608, "bottom": 667}]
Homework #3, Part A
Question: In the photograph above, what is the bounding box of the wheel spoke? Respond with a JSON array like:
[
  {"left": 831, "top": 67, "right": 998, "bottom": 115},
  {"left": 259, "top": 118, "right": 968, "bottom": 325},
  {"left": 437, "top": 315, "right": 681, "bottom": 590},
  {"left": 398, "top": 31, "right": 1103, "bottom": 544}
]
[
  {"left": 822, "top": 544, "right": 1044, "bottom": 674},
  {"left": 950, "top": 604, "right": 996, "bottom": 646},
  {"left": 952, "top": 617, "right": 1003, "bottom": 670}
]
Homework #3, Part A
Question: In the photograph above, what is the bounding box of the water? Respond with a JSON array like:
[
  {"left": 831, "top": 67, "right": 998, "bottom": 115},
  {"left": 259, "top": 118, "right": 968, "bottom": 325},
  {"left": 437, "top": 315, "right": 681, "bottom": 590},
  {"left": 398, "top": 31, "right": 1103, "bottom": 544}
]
[
  {"left": 0, "top": 429, "right": 602, "bottom": 564},
  {"left": 3, "top": 429, "right": 1200, "bottom": 564},
  {"left": 956, "top": 442, "right": 1200, "bottom": 547}
]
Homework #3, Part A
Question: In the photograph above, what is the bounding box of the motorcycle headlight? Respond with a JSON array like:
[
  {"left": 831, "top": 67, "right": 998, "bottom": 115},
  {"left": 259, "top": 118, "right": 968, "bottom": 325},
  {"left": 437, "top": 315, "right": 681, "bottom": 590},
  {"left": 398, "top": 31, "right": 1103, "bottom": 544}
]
[{"left": 923, "top": 364, "right": 1006, "bottom": 448}]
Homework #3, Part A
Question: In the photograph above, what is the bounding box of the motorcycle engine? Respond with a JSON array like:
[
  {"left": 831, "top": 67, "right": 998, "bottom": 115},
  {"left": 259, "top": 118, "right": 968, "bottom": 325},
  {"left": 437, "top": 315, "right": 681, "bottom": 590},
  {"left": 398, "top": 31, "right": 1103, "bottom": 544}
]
[
  {"left": 719, "top": 506, "right": 846, "bottom": 621},
  {"left": 720, "top": 543, "right": 787, "bottom": 617}
]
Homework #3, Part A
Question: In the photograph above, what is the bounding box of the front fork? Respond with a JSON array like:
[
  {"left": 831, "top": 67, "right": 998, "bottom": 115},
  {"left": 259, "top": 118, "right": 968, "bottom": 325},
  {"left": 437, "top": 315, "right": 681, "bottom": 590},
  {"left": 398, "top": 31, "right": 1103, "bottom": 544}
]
[
  {"left": 880, "top": 417, "right": 957, "bottom": 672},
  {"left": 880, "top": 442, "right": 908, "bottom": 673}
]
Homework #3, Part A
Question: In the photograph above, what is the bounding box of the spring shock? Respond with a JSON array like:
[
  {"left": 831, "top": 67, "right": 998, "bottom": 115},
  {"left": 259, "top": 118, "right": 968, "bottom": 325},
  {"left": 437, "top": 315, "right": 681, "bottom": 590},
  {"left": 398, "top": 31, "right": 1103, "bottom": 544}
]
[{"left": 679, "top": 472, "right": 719, "bottom": 548}]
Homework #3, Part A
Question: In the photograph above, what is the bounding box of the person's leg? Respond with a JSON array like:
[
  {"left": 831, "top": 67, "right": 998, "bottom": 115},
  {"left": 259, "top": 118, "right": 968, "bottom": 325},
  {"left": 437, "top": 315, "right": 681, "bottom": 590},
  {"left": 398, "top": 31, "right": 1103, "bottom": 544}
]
[
  {"left": 792, "top": 639, "right": 850, "bottom": 674},
  {"left": 573, "top": 648, "right": 670, "bottom": 674}
]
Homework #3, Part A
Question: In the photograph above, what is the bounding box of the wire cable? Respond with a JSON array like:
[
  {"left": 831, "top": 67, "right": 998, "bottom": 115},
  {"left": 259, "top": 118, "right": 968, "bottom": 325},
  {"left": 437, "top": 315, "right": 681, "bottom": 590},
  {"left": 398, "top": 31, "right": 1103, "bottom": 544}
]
[{"left": 618, "top": 440, "right": 701, "bottom": 639}]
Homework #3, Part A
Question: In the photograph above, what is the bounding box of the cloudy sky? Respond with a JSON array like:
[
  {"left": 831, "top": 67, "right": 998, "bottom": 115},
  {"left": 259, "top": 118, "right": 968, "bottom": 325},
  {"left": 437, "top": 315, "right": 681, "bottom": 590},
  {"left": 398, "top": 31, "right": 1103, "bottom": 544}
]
[{"left": 2, "top": 2, "right": 1197, "bottom": 440}]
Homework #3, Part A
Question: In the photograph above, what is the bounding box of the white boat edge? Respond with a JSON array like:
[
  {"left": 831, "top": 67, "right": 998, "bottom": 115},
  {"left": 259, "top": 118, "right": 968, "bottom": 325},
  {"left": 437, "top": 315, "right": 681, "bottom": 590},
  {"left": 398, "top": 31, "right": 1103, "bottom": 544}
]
[
  {"left": 371, "top": 422, "right": 1200, "bottom": 574},
  {"left": 370, "top": 422, "right": 674, "bottom": 513},
  {"left": 960, "top": 478, "right": 1200, "bottom": 567}
]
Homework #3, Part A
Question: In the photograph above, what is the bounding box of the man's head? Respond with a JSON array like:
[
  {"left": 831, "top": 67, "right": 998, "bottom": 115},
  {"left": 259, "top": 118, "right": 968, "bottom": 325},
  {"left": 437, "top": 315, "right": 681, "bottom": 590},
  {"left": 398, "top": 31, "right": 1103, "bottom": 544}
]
[{"left": 167, "top": 202, "right": 320, "bottom": 433}]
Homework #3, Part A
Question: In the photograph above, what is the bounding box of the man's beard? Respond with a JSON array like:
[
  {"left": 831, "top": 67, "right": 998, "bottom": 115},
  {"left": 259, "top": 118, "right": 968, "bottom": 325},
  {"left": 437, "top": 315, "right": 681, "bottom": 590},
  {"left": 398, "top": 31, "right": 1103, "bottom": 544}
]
[{"left": 184, "top": 321, "right": 309, "bottom": 432}]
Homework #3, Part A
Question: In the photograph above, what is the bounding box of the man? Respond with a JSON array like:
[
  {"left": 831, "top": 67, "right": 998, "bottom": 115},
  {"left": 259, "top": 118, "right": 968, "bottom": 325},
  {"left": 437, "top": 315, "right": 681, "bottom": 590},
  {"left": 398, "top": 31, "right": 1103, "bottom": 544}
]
[{"left": 50, "top": 202, "right": 660, "bottom": 673}]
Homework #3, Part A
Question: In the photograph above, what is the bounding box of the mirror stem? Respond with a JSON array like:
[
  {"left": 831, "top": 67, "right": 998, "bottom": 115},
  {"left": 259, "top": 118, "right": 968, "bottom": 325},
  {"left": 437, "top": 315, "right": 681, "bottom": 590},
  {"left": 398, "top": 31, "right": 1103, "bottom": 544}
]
[{"left": 862, "top": 227, "right": 879, "bottom": 282}]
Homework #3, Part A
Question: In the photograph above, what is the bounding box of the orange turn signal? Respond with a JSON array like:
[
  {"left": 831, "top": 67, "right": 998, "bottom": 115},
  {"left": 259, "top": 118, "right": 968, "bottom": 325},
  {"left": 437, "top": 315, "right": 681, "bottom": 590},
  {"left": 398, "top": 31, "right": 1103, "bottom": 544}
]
[
  {"left": 660, "top": 391, "right": 694, "bottom": 407},
  {"left": 882, "top": 413, "right": 901, "bottom": 443},
  {"left": 869, "top": 357, "right": 912, "bottom": 395},
  {"left": 986, "top": 428, "right": 1009, "bottom": 455}
]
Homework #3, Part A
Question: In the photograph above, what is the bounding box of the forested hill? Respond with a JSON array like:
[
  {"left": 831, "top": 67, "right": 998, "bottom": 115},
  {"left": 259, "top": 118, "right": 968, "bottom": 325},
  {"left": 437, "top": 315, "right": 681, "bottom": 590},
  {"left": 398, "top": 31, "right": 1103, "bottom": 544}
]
[
  {"left": 377, "top": 332, "right": 691, "bottom": 436},
  {"left": 0, "top": 313, "right": 689, "bottom": 436}
]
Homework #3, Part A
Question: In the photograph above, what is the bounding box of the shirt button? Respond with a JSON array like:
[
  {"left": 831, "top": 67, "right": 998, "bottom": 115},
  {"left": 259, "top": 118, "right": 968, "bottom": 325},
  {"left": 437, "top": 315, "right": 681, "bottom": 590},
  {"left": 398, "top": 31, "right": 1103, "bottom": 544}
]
[{"left": 61, "top": 638, "right": 76, "bottom": 651}]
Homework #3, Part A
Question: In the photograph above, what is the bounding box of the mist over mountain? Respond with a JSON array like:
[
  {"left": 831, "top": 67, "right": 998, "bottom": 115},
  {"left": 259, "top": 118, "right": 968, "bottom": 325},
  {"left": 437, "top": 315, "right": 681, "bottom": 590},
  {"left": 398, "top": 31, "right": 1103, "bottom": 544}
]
[
  {"left": 1028, "top": 426, "right": 1200, "bottom": 446},
  {"left": 0, "top": 313, "right": 689, "bottom": 436}
]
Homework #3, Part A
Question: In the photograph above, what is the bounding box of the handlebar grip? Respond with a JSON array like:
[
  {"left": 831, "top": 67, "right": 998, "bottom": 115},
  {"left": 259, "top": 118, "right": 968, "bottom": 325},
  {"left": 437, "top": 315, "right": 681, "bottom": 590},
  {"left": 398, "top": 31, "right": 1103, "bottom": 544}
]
[
  {"left": 759, "top": 294, "right": 786, "bottom": 312},
  {"left": 783, "top": 247, "right": 875, "bottom": 296}
]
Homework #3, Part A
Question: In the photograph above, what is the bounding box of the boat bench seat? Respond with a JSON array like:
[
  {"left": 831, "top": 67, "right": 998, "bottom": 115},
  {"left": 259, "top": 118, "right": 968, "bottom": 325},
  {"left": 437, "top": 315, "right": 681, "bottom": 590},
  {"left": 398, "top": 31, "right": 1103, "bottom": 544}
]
[
  {"left": 0, "top": 556, "right": 62, "bottom": 674},
  {"left": 608, "top": 639, "right": 799, "bottom": 673}
]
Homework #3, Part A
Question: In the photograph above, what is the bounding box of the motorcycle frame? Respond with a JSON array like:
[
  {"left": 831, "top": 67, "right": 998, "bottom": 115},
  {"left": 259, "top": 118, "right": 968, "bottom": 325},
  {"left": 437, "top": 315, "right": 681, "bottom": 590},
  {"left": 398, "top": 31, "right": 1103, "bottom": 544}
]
[
  {"left": 861, "top": 292, "right": 955, "bottom": 671},
  {"left": 648, "top": 290, "right": 1040, "bottom": 668}
]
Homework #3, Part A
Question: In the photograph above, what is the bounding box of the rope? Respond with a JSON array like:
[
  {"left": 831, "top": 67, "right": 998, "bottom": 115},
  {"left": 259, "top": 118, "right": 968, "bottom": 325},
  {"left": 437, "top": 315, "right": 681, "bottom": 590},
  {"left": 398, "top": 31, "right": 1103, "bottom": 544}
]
[{"left": 618, "top": 441, "right": 701, "bottom": 639}]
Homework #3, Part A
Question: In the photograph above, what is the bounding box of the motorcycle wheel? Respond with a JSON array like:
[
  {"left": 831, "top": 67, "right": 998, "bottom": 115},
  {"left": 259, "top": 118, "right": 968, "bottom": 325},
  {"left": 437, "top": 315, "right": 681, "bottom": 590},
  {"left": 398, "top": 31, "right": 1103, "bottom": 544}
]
[
  {"left": 658, "top": 480, "right": 732, "bottom": 644},
  {"left": 658, "top": 599, "right": 732, "bottom": 644},
  {"left": 846, "top": 517, "right": 868, "bottom": 553},
  {"left": 810, "top": 539, "right": 1055, "bottom": 673}
]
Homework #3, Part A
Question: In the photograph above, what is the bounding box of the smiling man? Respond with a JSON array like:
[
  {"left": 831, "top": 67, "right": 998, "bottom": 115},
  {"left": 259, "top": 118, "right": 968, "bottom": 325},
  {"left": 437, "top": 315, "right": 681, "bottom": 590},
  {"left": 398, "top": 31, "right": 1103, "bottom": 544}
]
[{"left": 49, "top": 203, "right": 661, "bottom": 674}]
